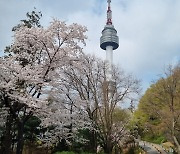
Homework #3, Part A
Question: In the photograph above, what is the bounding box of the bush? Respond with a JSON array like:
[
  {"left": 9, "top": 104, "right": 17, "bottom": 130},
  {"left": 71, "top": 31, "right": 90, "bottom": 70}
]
[
  {"left": 54, "top": 151, "right": 96, "bottom": 154},
  {"left": 54, "top": 151, "right": 75, "bottom": 154},
  {"left": 54, "top": 152, "right": 97, "bottom": 154}
]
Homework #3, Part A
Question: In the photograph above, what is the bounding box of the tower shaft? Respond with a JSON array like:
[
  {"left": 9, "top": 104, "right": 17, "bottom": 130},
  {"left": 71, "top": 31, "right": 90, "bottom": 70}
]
[{"left": 106, "top": 46, "right": 113, "bottom": 80}]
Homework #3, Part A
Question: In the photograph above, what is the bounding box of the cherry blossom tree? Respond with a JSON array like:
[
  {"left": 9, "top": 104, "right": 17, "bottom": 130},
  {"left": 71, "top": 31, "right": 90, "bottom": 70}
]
[
  {"left": 0, "top": 10, "right": 140, "bottom": 154},
  {"left": 37, "top": 92, "right": 92, "bottom": 149},
  {"left": 53, "top": 54, "right": 141, "bottom": 153},
  {"left": 0, "top": 19, "right": 87, "bottom": 154}
]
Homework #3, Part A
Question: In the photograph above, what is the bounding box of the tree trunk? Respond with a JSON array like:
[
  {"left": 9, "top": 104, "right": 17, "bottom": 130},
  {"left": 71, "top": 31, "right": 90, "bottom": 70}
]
[
  {"left": 16, "top": 121, "right": 24, "bottom": 154},
  {"left": 104, "top": 145, "right": 113, "bottom": 154},
  {"left": 2, "top": 114, "right": 13, "bottom": 154},
  {"left": 103, "top": 138, "right": 113, "bottom": 154},
  {"left": 173, "top": 136, "right": 180, "bottom": 154},
  {"left": 172, "top": 117, "right": 180, "bottom": 154},
  {"left": 91, "top": 130, "right": 97, "bottom": 153}
]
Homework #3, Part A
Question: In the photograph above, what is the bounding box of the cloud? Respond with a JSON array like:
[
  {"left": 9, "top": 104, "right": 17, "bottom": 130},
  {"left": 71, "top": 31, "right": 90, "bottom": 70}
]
[{"left": 0, "top": 0, "right": 96, "bottom": 52}]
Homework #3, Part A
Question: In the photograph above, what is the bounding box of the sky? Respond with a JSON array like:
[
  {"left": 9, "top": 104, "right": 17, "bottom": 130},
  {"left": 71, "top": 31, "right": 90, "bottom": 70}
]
[{"left": 0, "top": 0, "right": 180, "bottom": 95}]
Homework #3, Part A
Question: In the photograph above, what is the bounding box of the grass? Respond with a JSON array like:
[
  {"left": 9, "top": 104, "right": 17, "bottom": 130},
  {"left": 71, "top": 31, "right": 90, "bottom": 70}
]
[{"left": 143, "top": 134, "right": 166, "bottom": 144}]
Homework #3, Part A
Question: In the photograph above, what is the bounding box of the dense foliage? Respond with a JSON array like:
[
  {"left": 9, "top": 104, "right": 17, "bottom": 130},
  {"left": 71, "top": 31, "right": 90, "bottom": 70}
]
[{"left": 134, "top": 64, "right": 180, "bottom": 153}]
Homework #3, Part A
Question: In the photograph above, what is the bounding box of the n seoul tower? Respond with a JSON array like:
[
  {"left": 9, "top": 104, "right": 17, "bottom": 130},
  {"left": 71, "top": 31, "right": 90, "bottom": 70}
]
[{"left": 100, "top": 0, "right": 119, "bottom": 81}]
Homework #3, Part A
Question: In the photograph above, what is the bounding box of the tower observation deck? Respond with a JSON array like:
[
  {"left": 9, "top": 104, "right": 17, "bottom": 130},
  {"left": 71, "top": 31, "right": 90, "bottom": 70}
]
[{"left": 100, "top": 0, "right": 119, "bottom": 81}]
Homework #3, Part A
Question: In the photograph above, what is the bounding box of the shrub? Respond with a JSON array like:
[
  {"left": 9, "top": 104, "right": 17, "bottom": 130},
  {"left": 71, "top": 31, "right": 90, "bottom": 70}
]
[{"left": 54, "top": 151, "right": 75, "bottom": 154}]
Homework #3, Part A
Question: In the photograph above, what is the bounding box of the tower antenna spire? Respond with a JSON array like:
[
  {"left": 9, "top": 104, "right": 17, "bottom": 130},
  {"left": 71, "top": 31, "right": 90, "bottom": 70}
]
[{"left": 107, "top": 0, "right": 112, "bottom": 25}]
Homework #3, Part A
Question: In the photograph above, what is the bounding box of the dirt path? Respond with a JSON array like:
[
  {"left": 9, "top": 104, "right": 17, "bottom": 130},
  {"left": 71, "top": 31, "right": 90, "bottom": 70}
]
[{"left": 138, "top": 140, "right": 167, "bottom": 154}]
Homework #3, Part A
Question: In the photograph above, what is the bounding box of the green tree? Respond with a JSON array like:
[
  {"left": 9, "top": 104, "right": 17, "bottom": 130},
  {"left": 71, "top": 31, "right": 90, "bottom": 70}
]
[
  {"left": 135, "top": 64, "right": 180, "bottom": 153},
  {"left": 12, "top": 9, "right": 42, "bottom": 31}
]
